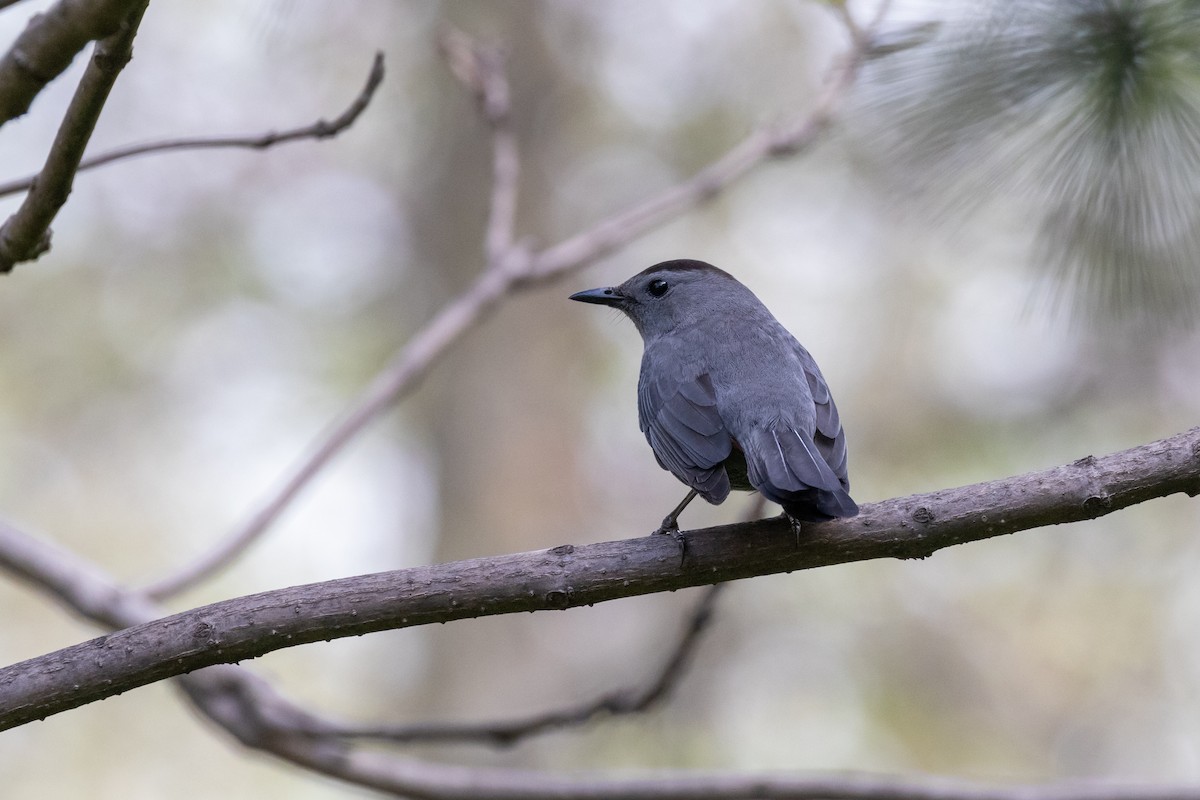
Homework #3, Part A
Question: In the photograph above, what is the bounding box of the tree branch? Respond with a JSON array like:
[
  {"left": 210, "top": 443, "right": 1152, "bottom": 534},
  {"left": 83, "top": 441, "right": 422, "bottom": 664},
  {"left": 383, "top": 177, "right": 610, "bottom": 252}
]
[
  {"left": 4, "top": 491, "right": 733, "bottom": 754},
  {"left": 0, "top": 51, "right": 386, "bottom": 199},
  {"left": 4, "top": 427, "right": 1197, "bottom": 733},
  {"left": 525, "top": 13, "right": 866, "bottom": 279},
  {"left": 334, "top": 508, "right": 746, "bottom": 747},
  {"left": 330, "top": 584, "right": 724, "bottom": 747},
  {"left": 437, "top": 28, "right": 520, "bottom": 265},
  {"left": 4, "top": 495, "right": 1200, "bottom": 800},
  {"left": 0, "top": 0, "right": 148, "bottom": 272},
  {"left": 0, "top": 508, "right": 727, "bottom": 792},
  {"left": 142, "top": 9, "right": 872, "bottom": 600},
  {"left": 0, "top": 0, "right": 146, "bottom": 126},
  {"left": 209, "top": 758, "right": 1200, "bottom": 800}
]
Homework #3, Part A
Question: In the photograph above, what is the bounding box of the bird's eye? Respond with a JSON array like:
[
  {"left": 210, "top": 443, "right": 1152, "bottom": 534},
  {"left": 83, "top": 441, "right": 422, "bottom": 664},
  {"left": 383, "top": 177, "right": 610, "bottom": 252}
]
[{"left": 647, "top": 279, "right": 669, "bottom": 297}]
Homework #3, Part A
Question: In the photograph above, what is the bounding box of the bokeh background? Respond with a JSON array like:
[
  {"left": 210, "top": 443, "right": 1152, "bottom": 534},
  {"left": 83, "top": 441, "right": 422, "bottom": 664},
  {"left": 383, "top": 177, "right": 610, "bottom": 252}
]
[{"left": 1, "top": 0, "right": 1199, "bottom": 797}]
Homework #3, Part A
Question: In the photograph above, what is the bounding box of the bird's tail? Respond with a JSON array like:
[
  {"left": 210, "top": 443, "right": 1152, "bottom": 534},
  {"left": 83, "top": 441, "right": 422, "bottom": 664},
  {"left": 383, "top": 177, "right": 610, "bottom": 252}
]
[{"left": 742, "top": 424, "right": 859, "bottom": 521}]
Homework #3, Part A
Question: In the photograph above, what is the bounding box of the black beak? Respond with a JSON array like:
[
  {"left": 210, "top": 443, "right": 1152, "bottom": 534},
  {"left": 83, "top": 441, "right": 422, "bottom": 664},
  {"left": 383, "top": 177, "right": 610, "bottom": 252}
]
[{"left": 569, "top": 287, "right": 625, "bottom": 307}]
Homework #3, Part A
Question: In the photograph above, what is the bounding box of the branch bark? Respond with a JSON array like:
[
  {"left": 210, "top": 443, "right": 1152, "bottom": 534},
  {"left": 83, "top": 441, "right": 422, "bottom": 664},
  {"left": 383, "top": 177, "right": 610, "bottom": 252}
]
[
  {"left": 3, "top": 427, "right": 1197, "bottom": 733},
  {"left": 0, "top": 0, "right": 146, "bottom": 126},
  {"left": 216, "top": 759, "right": 1200, "bottom": 800},
  {"left": 3, "top": 500, "right": 1199, "bottom": 800},
  {"left": 0, "top": 0, "right": 149, "bottom": 272}
]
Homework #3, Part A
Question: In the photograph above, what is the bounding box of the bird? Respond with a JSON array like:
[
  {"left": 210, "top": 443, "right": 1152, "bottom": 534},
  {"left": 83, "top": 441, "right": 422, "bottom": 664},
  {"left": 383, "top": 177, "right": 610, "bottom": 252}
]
[{"left": 570, "top": 259, "right": 858, "bottom": 535}]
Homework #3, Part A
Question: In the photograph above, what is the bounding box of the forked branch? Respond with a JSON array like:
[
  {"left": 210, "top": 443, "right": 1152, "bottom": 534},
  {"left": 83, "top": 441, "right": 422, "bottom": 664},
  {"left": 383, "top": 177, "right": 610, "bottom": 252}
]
[{"left": 0, "top": 0, "right": 149, "bottom": 272}]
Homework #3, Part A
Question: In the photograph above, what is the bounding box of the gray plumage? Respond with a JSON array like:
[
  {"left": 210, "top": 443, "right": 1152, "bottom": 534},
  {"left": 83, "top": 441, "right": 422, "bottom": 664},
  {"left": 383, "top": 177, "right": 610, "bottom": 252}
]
[{"left": 570, "top": 259, "right": 858, "bottom": 523}]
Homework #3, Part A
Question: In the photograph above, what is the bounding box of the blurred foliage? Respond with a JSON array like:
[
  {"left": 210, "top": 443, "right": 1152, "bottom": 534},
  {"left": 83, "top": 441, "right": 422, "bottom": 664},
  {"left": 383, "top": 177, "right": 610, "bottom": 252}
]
[{"left": 857, "top": 0, "right": 1200, "bottom": 320}]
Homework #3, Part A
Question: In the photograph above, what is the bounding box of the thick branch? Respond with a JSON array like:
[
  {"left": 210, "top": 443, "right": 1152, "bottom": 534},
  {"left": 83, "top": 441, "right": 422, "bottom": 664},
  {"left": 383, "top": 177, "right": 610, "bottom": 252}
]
[
  {"left": 3, "top": 427, "right": 1197, "bottom": 733},
  {"left": 3, "top": 516, "right": 1200, "bottom": 800},
  {"left": 0, "top": 0, "right": 149, "bottom": 272},
  {"left": 0, "top": 0, "right": 145, "bottom": 126},
  {"left": 4, "top": 498, "right": 732, "bottom": 755},
  {"left": 0, "top": 52, "right": 385, "bottom": 199}
]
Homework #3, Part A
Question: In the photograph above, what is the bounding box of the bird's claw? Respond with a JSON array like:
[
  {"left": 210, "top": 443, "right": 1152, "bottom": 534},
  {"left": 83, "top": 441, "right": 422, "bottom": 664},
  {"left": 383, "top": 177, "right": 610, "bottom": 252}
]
[
  {"left": 781, "top": 512, "right": 803, "bottom": 549},
  {"left": 653, "top": 521, "right": 688, "bottom": 567}
]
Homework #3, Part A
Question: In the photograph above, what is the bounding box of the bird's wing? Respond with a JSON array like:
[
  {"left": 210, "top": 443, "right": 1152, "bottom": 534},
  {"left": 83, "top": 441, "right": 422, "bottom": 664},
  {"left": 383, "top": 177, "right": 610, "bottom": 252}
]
[
  {"left": 794, "top": 343, "right": 850, "bottom": 489},
  {"left": 734, "top": 340, "right": 858, "bottom": 521},
  {"left": 638, "top": 367, "right": 733, "bottom": 503}
]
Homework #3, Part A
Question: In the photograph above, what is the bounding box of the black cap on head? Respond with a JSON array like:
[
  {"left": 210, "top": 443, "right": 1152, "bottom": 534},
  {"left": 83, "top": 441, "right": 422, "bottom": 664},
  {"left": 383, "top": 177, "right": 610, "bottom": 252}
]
[{"left": 635, "top": 259, "right": 736, "bottom": 282}]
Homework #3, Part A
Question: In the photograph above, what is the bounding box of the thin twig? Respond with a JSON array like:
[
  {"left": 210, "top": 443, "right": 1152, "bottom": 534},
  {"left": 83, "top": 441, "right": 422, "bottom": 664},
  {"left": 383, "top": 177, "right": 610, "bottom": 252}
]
[
  {"left": 143, "top": 263, "right": 517, "bottom": 599},
  {"left": 529, "top": 26, "right": 862, "bottom": 277},
  {"left": 333, "top": 584, "right": 724, "bottom": 746},
  {"left": 0, "top": 52, "right": 386, "bottom": 200},
  {"left": 143, "top": 10, "right": 873, "bottom": 600},
  {"left": 334, "top": 501, "right": 756, "bottom": 747},
  {"left": 142, "top": 31, "right": 521, "bottom": 600},
  {"left": 0, "top": 0, "right": 149, "bottom": 272}
]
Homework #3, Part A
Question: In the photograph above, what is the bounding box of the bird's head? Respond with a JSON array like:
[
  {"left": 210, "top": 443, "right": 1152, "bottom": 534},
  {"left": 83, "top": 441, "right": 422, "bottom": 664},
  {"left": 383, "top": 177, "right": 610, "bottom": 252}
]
[{"left": 569, "top": 259, "right": 744, "bottom": 339}]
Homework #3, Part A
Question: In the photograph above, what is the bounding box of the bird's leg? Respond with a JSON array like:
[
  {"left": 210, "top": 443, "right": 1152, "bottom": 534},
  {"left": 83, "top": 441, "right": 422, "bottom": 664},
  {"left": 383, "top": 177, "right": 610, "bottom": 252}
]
[
  {"left": 657, "top": 489, "right": 698, "bottom": 534},
  {"left": 655, "top": 488, "right": 698, "bottom": 566}
]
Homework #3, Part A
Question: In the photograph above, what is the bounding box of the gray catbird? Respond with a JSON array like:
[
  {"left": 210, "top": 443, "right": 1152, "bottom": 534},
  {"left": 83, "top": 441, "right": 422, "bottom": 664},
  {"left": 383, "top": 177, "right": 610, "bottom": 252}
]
[{"left": 571, "top": 259, "right": 858, "bottom": 532}]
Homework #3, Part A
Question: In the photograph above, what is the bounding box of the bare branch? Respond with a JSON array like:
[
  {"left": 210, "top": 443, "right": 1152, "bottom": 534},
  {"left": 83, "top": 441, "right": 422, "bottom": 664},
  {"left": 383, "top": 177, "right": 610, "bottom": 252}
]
[
  {"left": 229, "top": 757, "right": 1200, "bottom": 800},
  {"left": 0, "top": 520, "right": 155, "bottom": 629},
  {"left": 0, "top": 0, "right": 149, "bottom": 273},
  {"left": 142, "top": 265, "right": 518, "bottom": 599},
  {"left": 0, "top": 509, "right": 717, "bottom": 785},
  {"left": 6, "top": 524, "right": 1200, "bottom": 800},
  {"left": 527, "top": 13, "right": 864, "bottom": 279},
  {"left": 338, "top": 504, "right": 767, "bottom": 747},
  {"left": 0, "top": 519, "right": 351, "bottom": 773},
  {"left": 0, "top": 0, "right": 146, "bottom": 126},
  {"left": 331, "top": 584, "right": 724, "bottom": 747},
  {"left": 4, "top": 433, "right": 1200, "bottom": 798},
  {"left": 437, "top": 29, "right": 520, "bottom": 266},
  {"left": 143, "top": 10, "right": 874, "bottom": 601},
  {"left": 5, "top": 427, "right": 1198, "bottom": 732},
  {"left": 0, "top": 52, "right": 386, "bottom": 199}
]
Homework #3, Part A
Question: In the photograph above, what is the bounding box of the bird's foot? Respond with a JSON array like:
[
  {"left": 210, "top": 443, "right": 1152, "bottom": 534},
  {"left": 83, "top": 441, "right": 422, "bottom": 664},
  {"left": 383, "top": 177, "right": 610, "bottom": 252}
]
[
  {"left": 653, "top": 518, "right": 688, "bottom": 568},
  {"left": 780, "top": 512, "right": 803, "bottom": 549}
]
